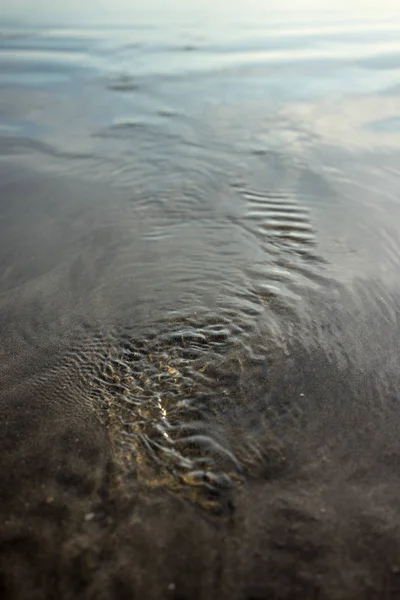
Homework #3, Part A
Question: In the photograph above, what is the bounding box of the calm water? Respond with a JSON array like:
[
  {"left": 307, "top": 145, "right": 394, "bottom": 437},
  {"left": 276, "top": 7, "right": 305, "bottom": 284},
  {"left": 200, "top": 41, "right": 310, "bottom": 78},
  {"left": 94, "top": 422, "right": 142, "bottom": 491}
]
[{"left": 2, "top": 0, "right": 400, "bottom": 549}]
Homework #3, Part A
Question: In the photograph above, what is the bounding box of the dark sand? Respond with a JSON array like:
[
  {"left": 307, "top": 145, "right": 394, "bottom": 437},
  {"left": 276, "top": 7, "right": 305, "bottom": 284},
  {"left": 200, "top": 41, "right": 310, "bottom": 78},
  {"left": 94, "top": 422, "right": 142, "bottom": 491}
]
[{"left": 3, "top": 343, "right": 400, "bottom": 600}]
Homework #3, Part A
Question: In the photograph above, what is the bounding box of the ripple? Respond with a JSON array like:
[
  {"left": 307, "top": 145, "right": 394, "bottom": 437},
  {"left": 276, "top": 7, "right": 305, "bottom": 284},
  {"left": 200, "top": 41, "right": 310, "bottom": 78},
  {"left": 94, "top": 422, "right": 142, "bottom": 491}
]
[
  {"left": 243, "top": 190, "right": 315, "bottom": 245},
  {"left": 105, "top": 73, "right": 141, "bottom": 92},
  {"left": 74, "top": 320, "right": 247, "bottom": 511}
]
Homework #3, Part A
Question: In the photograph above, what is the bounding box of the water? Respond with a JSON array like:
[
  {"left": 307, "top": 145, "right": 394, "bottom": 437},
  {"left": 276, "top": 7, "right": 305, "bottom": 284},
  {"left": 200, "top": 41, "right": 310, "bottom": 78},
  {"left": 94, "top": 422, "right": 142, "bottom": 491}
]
[{"left": 1, "top": 3, "right": 400, "bottom": 597}]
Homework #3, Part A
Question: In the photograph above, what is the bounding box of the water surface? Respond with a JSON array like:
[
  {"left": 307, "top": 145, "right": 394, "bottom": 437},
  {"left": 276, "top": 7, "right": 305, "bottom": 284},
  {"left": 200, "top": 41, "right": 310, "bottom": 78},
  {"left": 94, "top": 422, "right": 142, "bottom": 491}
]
[{"left": 1, "top": 5, "right": 400, "bottom": 592}]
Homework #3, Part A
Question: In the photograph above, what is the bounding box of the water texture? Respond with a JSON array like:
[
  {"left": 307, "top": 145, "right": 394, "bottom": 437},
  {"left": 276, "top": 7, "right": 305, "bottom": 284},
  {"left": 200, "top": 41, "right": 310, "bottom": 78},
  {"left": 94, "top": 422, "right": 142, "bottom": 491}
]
[{"left": 1, "top": 3, "right": 400, "bottom": 598}]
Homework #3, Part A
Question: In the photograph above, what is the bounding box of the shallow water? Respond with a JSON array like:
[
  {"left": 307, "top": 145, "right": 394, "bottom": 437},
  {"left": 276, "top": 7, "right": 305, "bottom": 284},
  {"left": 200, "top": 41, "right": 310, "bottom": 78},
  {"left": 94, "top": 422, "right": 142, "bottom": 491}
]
[
  {"left": 4, "top": 4, "right": 400, "bottom": 599},
  {"left": 1, "top": 1, "right": 400, "bottom": 511}
]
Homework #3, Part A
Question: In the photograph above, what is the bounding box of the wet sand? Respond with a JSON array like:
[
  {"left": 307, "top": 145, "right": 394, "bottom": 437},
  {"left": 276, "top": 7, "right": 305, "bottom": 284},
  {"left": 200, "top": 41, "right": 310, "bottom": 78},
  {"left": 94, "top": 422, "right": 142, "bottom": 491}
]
[
  {"left": 2, "top": 168, "right": 400, "bottom": 600},
  {"left": 2, "top": 277, "right": 400, "bottom": 599},
  {"left": 2, "top": 6, "right": 400, "bottom": 597}
]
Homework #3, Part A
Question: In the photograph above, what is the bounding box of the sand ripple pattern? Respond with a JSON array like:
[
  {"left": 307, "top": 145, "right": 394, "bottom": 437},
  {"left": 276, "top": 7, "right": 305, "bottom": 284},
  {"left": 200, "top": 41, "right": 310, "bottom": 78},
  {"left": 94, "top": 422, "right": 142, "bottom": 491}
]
[{"left": 71, "top": 318, "right": 247, "bottom": 512}]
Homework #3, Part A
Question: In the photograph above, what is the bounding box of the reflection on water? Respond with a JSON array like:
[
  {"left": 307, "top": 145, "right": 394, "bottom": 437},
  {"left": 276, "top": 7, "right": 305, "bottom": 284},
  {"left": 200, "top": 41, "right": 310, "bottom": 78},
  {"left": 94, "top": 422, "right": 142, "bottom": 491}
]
[
  {"left": 1, "top": 9, "right": 400, "bottom": 425},
  {"left": 2, "top": 3, "right": 400, "bottom": 594},
  {"left": 1, "top": 3, "right": 400, "bottom": 490}
]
